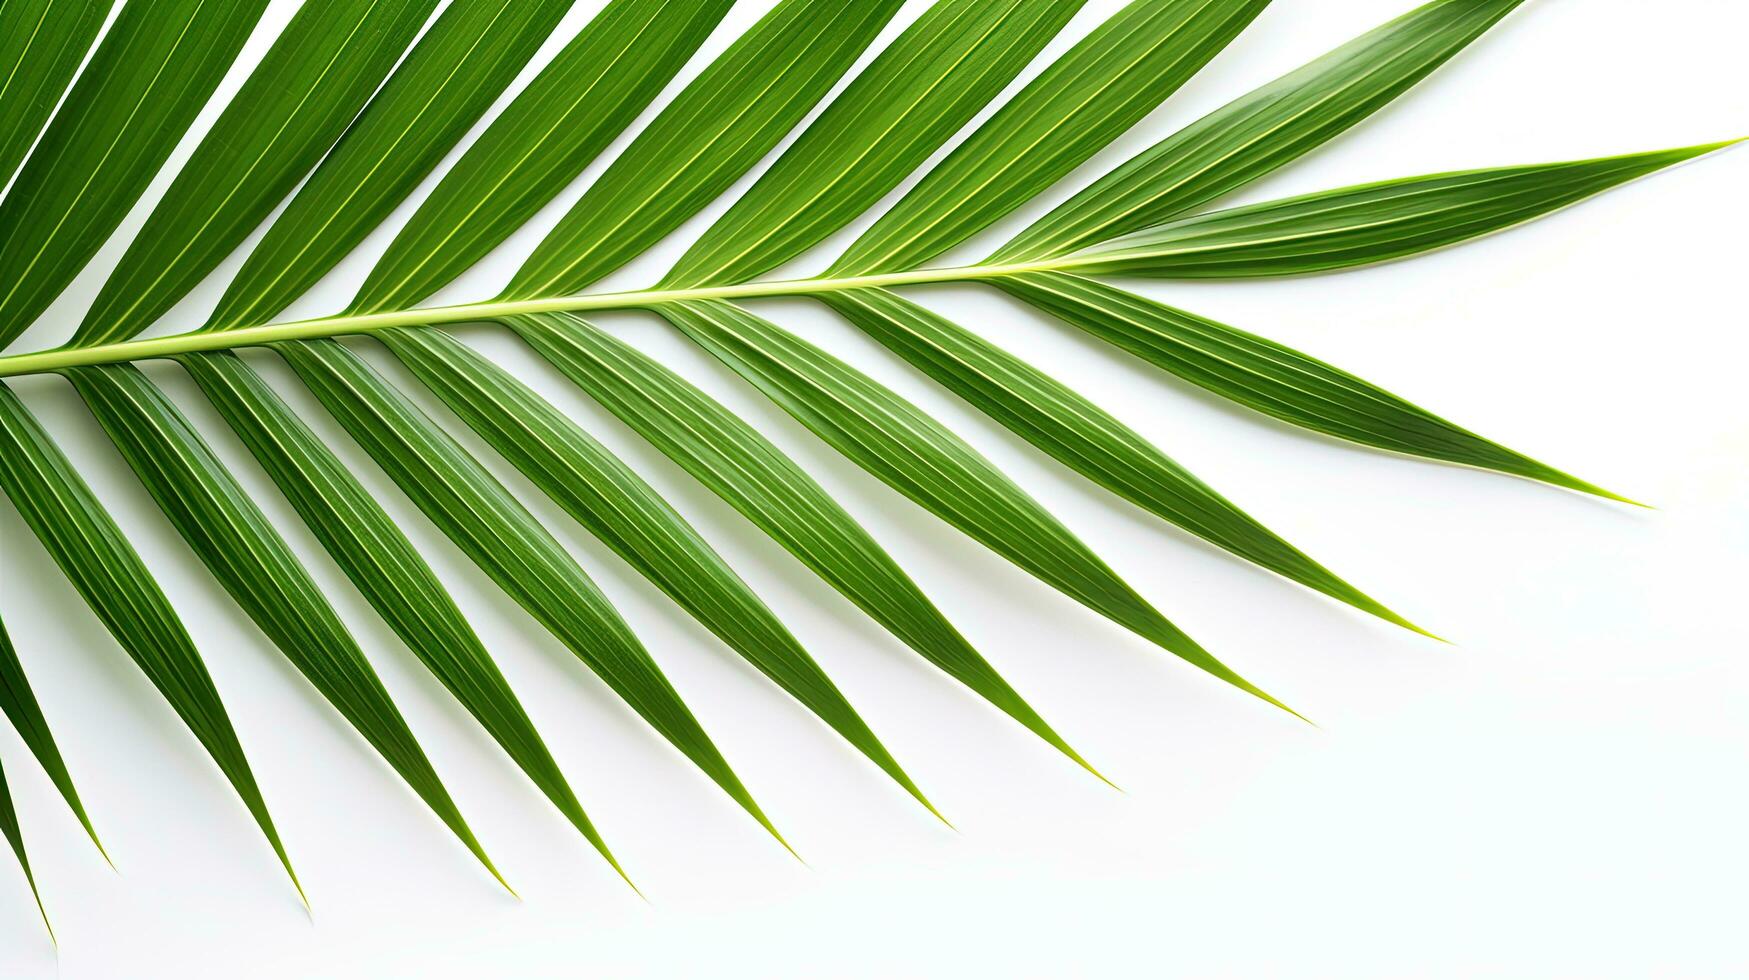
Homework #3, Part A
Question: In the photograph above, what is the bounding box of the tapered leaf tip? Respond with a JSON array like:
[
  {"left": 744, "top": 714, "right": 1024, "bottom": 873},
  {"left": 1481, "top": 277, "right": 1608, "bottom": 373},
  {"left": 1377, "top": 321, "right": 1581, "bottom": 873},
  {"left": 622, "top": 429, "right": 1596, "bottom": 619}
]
[
  {"left": 1260, "top": 688, "right": 1316, "bottom": 727},
  {"left": 466, "top": 839, "right": 514, "bottom": 897},
  {"left": 1313, "top": 574, "right": 1443, "bottom": 641},
  {"left": 1522, "top": 460, "right": 1649, "bottom": 508},
  {"left": 712, "top": 781, "right": 798, "bottom": 862},
  {"left": 272, "top": 839, "right": 310, "bottom": 916},
  {"left": 550, "top": 801, "right": 643, "bottom": 896},
  {"left": 768, "top": 819, "right": 805, "bottom": 866},
  {"left": 1355, "top": 596, "right": 1448, "bottom": 644},
  {"left": 86, "top": 826, "right": 115, "bottom": 871},
  {"left": 490, "top": 866, "right": 519, "bottom": 900},
  {"left": 1042, "top": 731, "right": 1118, "bottom": 790},
  {"left": 25, "top": 873, "right": 54, "bottom": 946},
  {"left": 1692, "top": 136, "right": 1747, "bottom": 154},
  {"left": 884, "top": 767, "right": 950, "bottom": 828},
  {"left": 1087, "top": 764, "right": 1123, "bottom": 794},
  {"left": 1415, "top": 624, "right": 1453, "bottom": 644},
  {"left": 253, "top": 816, "right": 307, "bottom": 909},
  {"left": 1141, "top": 615, "right": 1310, "bottom": 723},
  {"left": 1626, "top": 137, "right": 1746, "bottom": 174},
  {"left": 594, "top": 843, "right": 643, "bottom": 900},
  {"left": 1203, "top": 657, "right": 1313, "bottom": 726},
  {"left": 1592, "top": 487, "right": 1653, "bottom": 510}
]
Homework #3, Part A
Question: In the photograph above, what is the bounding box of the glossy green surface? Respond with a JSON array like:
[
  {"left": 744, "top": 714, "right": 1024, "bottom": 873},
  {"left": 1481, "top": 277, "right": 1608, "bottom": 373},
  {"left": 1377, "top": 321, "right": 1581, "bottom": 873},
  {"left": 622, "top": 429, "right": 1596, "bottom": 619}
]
[{"left": 0, "top": 0, "right": 1730, "bottom": 932}]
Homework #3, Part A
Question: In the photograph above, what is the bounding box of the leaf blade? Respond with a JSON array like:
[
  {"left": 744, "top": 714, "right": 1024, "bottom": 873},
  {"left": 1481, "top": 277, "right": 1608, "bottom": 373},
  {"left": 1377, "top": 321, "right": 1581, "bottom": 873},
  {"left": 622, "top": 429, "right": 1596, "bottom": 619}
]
[
  {"left": 0, "top": 380, "right": 297, "bottom": 885},
  {"left": 997, "top": 0, "right": 1527, "bottom": 261},
  {"left": 509, "top": 311, "right": 1094, "bottom": 773},
  {"left": 829, "top": 0, "right": 1271, "bottom": 276},
  {"left": 0, "top": 0, "right": 113, "bottom": 190},
  {"left": 661, "top": 0, "right": 1087, "bottom": 288},
  {"left": 63, "top": 363, "right": 499, "bottom": 889},
  {"left": 351, "top": 0, "right": 735, "bottom": 314},
  {"left": 273, "top": 338, "right": 784, "bottom": 851},
  {"left": 380, "top": 326, "right": 935, "bottom": 817},
  {"left": 821, "top": 288, "right": 1420, "bottom": 633},
  {"left": 71, "top": 0, "right": 442, "bottom": 347},
  {"left": 660, "top": 300, "right": 1288, "bottom": 715},
  {"left": 1064, "top": 142, "right": 1736, "bottom": 279},
  {"left": 176, "top": 350, "right": 625, "bottom": 882},
  {"left": 506, "top": 0, "right": 906, "bottom": 298},
  {"left": 999, "top": 271, "right": 1623, "bottom": 500},
  {"left": 0, "top": 0, "right": 269, "bottom": 349},
  {"left": 207, "top": 0, "right": 574, "bottom": 331}
]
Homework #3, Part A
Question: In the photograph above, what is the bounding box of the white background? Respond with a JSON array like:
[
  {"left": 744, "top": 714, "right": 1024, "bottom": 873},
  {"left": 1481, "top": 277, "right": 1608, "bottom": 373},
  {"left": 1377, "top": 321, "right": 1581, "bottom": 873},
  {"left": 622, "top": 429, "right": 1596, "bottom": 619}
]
[{"left": 2, "top": 1, "right": 1745, "bottom": 976}]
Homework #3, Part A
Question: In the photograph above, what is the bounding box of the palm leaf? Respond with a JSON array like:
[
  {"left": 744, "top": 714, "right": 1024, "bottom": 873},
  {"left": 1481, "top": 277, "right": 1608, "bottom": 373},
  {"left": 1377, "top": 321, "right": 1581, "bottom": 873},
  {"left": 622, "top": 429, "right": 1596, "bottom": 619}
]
[
  {"left": 660, "top": 299, "right": 1292, "bottom": 715},
  {"left": 995, "top": 0, "right": 1528, "bottom": 261},
  {"left": 997, "top": 271, "right": 1629, "bottom": 500},
  {"left": 0, "top": 0, "right": 1735, "bottom": 932},
  {"left": 272, "top": 338, "right": 787, "bottom": 853},
  {"left": 830, "top": 0, "right": 1272, "bottom": 276},
  {"left": 176, "top": 349, "right": 621, "bottom": 883},
  {"left": 661, "top": 0, "right": 1086, "bottom": 288},
  {"left": 507, "top": 0, "right": 905, "bottom": 298},
  {"left": 510, "top": 311, "right": 1093, "bottom": 775},
  {"left": 1061, "top": 143, "right": 1736, "bottom": 278},
  {"left": 72, "top": 0, "right": 442, "bottom": 347},
  {"left": 818, "top": 287, "right": 1423, "bottom": 632},
  {"left": 0, "top": 0, "right": 268, "bottom": 348},
  {"left": 0, "top": 0, "right": 112, "bottom": 190},
  {"left": 62, "top": 363, "right": 499, "bottom": 893},
  {"left": 207, "top": 0, "right": 577, "bottom": 331},
  {"left": 0, "top": 382, "right": 292, "bottom": 881},
  {"left": 379, "top": 326, "right": 938, "bottom": 818},
  {"left": 352, "top": 0, "right": 736, "bottom": 313}
]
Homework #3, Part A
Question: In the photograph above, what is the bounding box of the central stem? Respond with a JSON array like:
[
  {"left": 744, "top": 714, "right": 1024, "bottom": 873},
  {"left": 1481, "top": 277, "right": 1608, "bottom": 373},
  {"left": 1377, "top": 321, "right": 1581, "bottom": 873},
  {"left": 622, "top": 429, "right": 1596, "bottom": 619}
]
[{"left": 0, "top": 260, "right": 1068, "bottom": 378}]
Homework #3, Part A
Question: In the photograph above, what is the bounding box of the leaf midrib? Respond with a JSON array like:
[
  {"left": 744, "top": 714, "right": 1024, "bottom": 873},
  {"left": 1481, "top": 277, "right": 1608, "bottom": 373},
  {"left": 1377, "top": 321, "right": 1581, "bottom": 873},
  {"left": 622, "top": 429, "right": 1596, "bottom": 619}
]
[{"left": 0, "top": 258, "right": 1083, "bottom": 377}]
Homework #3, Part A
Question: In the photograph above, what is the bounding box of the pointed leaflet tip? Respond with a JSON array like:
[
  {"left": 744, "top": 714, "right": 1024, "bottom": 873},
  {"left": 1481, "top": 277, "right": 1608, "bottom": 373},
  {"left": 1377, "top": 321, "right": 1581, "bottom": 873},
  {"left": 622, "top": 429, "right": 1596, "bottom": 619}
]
[
  {"left": 1084, "top": 761, "right": 1123, "bottom": 794},
  {"left": 1180, "top": 634, "right": 1313, "bottom": 726},
  {"left": 375, "top": 326, "right": 941, "bottom": 835},
  {"left": 1517, "top": 457, "right": 1649, "bottom": 508},
  {"left": 1251, "top": 683, "right": 1317, "bottom": 728},
  {"left": 1419, "top": 625, "right": 1457, "bottom": 647},
  {"left": 28, "top": 864, "right": 55, "bottom": 946},
  {"left": 619, "top": 867, "right": 648, "bottom": 904},
  {"left": 1688, "top": 136, "right": 1746, "bottom": 155},
  {"left": 584, "top": 830, "right": 641, "bottom": 899},
  {"left": 820, "top": 288, "right": 1430, "bottom": 645},
  {"left": 1350, "top": 594, "right": 1446, "bottom": 643},
  {"left": 482, "top": 855, "right": 516, "bottom": 899},
  {"left": 1022, "top": 714, "right": 1115, "bottom": 790},
  {"left": 918, "top": 794, "right": 954, "bottom": 831},
  {"left": 291, "top": 872, "right": 312, "bottom": 918},
  {"left": 1551, "top": 467, "right": 1652, "bottom": 509},
  {"left": 1052, "top": 736, "right": 1116, "bottom": 789},
  {"left": 759, "top": 809, "right": 805, "bottom": 866},
  {"left": 20, "top": 865, "right": 51, "bottom": 947},
  {"left": 447, "top": 820, "right": 511, "bottom": 896},
  {"left": 874, "top": 758, "right": 950, "bottom": 827}
]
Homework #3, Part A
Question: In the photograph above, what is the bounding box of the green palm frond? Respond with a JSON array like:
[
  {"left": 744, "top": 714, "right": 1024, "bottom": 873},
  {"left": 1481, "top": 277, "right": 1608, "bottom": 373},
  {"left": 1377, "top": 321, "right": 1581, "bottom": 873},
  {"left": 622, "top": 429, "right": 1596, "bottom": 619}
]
[{"left": 0, "top": 0, "right": 1736, "bottom": 934}]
